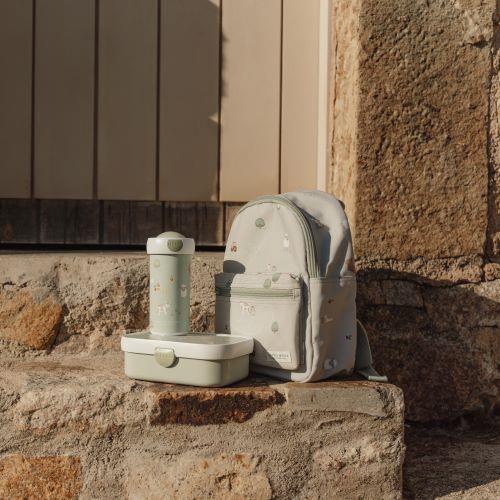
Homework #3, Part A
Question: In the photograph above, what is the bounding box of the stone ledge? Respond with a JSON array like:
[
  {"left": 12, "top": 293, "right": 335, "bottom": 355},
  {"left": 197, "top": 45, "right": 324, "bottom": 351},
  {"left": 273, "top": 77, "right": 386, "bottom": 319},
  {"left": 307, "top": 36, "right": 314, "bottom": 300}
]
[
  {"left": 0, "top": 352, "right": 402, "bottom": 429},
  {"left": 0, "top": 351, "right": 404, "bottom": 498},
  {"left": 285, "top": 380, "right": 403, "bottom": 418}
]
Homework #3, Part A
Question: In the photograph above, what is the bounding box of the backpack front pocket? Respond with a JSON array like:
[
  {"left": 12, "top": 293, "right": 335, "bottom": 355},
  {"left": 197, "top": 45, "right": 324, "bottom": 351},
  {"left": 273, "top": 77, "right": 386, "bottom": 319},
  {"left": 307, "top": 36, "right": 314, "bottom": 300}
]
[{"left": 215, "top": 272, "right": 303, "bottom": 370}]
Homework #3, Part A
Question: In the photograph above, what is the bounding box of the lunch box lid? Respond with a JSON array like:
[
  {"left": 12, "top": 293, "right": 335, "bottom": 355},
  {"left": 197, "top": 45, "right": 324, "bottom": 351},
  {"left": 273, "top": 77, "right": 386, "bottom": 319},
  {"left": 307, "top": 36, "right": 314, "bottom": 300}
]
[{"left": 121, "top": 332, "right": 254, "bottom": 360}]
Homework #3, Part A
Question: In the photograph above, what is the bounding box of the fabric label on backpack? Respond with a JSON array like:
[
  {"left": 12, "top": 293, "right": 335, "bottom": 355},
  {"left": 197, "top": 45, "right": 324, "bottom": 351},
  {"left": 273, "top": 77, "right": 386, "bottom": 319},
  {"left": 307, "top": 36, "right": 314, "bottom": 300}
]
[{"left": 266, "top": 351, "right": 292, "bottom": 363}]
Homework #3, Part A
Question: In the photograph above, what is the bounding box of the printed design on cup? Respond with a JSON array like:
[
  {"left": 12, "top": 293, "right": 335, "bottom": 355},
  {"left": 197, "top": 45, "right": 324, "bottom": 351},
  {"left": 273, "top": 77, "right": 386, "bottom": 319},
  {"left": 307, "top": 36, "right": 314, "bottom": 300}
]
[
  {"left": 324, "top": 358, "right": 338, "bottom": 370},
  {"left": 170, "top": 276, "right": 175, "bottom": 283},
  {"left": 153, "top": 282, "right": 161, "bottom": 293},
  {"left": 283, "top": 234, "right": 290, "bottom": 249},
  {"left": 239, "top": 302, "right": 255, "bottom": 316},
  {"left": 157, "top": 303, "right": 172, "bottom": 315},
  {"left": 272, "top": 273, "right": 281, "bottom": 282},
  {"left": 266, "top": 263, "right": 277, "bottom": 272},
  {"left": 153, "top": 259, "right": 161, "bottom": 268},
  {"left": 321, "top": 315, "right": 334, "bottom": 324},
  {"left": 255, "top": 218, "right": 266, "bottom": 228},
  {"left": 180, "top": 284, "right": 187, "bottom": 298},
  {"left": 263, "top": 279, "right": 272, "bottom": 289},
  {"left": 271, "top": 321, "right": 279, "bottom": 333},
  {"left": 230, "top": 242, "right": 238, "bottom": 252},
  {"left": 345, "top": 334, "right": 353, "bottom": 340}
]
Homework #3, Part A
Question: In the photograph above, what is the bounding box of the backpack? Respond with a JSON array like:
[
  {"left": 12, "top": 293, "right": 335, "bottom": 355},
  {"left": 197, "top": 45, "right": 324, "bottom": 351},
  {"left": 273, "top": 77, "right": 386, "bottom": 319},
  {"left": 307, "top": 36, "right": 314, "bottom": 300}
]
[{"left": 215, "top": 190, "right": 386, "bottom": 383}]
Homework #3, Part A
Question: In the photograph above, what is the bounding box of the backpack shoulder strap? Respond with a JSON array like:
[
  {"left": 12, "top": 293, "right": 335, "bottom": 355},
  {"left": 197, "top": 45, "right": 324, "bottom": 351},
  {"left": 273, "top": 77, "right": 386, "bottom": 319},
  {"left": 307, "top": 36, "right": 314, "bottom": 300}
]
[{"left": 355, "top": 320, "right": 388, "bottom": 382}]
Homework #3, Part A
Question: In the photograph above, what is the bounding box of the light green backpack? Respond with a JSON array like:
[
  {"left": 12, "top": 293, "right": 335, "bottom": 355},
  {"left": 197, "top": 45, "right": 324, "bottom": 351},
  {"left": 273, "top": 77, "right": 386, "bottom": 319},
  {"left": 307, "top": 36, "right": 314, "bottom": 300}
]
[{"left": 215, "top": 190, "right": 386, "bottom": 383}]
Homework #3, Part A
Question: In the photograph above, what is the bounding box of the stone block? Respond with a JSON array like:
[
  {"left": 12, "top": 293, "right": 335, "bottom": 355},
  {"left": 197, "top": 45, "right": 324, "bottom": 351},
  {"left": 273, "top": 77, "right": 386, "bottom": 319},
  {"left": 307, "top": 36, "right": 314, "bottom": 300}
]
[
  {"left": 125, "top": 453, "right": 272, "bottom": 500},
  {"left": 147, "top": 381, "right": 285, "bottom": 426},
  {"left": 0, "top": 252, "right": 222, "bottom": 352},
  {"left": 0, "top": 454, "right": 82, "bottom": 499},
  {"left": 330, "top": 0, "right": 495, "bottom": 260},
  {"left": 358, "top": 277, "right": 500, "bottom": 421},
  {"left": 285, "top": 380, "right": 403, "bottom": 418},
  {"left": 0, "top": 352, "right": 404, "bottom": 498},
  {"left": 0, "top": 290, "right": 62, "bottom": 349},
  {"left": 381, "top": 280, "right": 423, "bottom": 308},
  {"left": 0, "top": 353, "right": 145, "bottom": 434}
]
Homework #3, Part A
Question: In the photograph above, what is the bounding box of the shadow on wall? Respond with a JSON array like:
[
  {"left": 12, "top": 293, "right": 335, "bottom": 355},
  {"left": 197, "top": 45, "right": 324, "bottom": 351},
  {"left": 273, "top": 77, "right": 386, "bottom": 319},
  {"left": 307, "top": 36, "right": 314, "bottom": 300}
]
[
  {"left": 356, "top": 268, "right": 500, "bottom": 423},
  {"left": 403, "top": 421, "right": 500, "bottom": 499}
]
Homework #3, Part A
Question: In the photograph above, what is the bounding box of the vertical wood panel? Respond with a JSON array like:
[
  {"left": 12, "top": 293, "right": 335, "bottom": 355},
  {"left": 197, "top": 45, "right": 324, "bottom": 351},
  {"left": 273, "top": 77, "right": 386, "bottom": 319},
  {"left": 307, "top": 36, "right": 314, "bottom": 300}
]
[
  {"left": 219, "top": 0, "right": 282, "bottom": 201},
  {"left": 0, "top": 200, "right": 38, "bottom": 243},
  {"left": 130, "top": 201, "right": 163, "bottom": 244},
  {"left": 164, "top": 202, "right": 223, "bottom": 245},
  {"left": 40, "top": 200, "right": 99, "bottom": 244},
  {"left": 281, "top": 0, "right": 320, "bottom": 192},
  {"left": 34, "top": 0, "right": 95, "bottom": 199},
  {"left": 159, "top": 0, "right": 220, "bottom": 201},
  {"left": 98, "top": 0, "right": 157, "bottom": 200},
  {"left": 0, "top": 0, "right": 32, "bottom": 197}
]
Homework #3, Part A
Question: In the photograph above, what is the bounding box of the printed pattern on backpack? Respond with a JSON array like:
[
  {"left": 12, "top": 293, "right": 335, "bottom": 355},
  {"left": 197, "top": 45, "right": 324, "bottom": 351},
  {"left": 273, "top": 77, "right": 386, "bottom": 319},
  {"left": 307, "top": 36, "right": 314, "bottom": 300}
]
[{"left": 215, "top": 190, "right": 358, "bottom": 383}]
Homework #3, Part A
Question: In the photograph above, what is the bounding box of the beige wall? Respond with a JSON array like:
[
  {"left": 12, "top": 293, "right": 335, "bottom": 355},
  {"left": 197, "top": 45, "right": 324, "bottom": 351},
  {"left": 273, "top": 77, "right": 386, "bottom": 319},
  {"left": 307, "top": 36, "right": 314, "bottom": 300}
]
[{"left": 0, "top": 0, "right": 325, "bottom": 202}]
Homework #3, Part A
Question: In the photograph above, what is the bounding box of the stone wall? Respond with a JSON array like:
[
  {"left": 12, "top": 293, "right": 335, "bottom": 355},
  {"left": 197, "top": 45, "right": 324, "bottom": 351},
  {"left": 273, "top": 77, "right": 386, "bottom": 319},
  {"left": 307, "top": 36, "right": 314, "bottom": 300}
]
[
  {"left": 330, "top": 0, "right": 500, "bottom": 421},
  {"left": 0, "top": 352, "right": 404, "bottom": 499},
  {"left": 0, "top": 253, "right": 220, "bottom": 354}
]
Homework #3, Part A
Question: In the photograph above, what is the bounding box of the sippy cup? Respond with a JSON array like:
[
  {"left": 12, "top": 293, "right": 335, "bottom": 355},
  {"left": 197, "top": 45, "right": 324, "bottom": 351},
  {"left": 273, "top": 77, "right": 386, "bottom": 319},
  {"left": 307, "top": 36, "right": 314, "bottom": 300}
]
[{"left": 146, "top": 231, "right": 195, "bottom": 335}]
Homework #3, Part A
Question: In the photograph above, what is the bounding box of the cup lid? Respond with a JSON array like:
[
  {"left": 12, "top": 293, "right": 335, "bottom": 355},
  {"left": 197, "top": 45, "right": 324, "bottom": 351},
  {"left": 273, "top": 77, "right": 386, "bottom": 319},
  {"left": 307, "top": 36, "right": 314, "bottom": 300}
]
[{"left": 146, "top": 231, "right": 195, "bottom": 255}]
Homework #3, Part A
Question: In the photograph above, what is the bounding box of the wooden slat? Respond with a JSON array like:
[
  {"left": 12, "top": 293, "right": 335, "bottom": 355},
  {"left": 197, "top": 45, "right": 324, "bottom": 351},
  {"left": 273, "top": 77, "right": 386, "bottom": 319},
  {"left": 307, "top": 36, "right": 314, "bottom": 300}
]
[
  {"left": 281, "top": 0, "right": 320, "bottom": 192},
  {"left": 219, "top": 0, "right": 282, "bottom": 201},
  {"left": 0, "top": 0, "right": 32, "bottom": 197},
  {"left": 100, "top": 201, "right": 131, "bottom": 244},
  {"left": 34, "top": 0, "right": 95, "bottom": 199},
  {"left": 39, "top": 200, "right": 99, "bottom": 244},
  {"left": 0, "top": 200, "right": 38, "bottom": 243},
  {"left": 130, "top": 202, "right": 163, "bottom": 245},
  {"left": 101, "top": 201, "right": 162, "bottom": 245},
  {"left": 159, "top": 0, "right": 220, "bottom": 201},
  {"left": 164, "top": 202, "right": 223, "bottom": 245},
  {"left": 98, "top": 0, "right": 157, "bottom": 200}
]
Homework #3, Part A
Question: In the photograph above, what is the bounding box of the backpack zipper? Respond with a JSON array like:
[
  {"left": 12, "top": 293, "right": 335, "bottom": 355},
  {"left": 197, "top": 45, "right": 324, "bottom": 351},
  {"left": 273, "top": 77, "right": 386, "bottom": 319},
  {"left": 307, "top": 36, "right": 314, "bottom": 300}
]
[
  {"left": 215, "top": 285, "right": 300, "bottom": 299},
  {"left": 239, "top": 195, "right": 320, "bottom": 278}
]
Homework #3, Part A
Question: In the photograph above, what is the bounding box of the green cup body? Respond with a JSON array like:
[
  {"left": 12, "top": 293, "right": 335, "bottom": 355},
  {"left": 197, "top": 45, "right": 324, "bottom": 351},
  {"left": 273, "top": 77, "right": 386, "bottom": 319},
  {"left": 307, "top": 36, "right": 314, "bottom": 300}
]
[{"left": 149, "top": 254, "right": 191, "bottom": 334}]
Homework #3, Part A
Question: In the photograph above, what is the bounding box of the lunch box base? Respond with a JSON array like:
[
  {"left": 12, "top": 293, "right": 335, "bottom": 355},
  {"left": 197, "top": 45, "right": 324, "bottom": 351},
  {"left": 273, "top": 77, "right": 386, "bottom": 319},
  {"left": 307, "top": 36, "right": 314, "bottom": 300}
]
[{"left": 124, "top": 352, "right": 249, "bottom": 387}]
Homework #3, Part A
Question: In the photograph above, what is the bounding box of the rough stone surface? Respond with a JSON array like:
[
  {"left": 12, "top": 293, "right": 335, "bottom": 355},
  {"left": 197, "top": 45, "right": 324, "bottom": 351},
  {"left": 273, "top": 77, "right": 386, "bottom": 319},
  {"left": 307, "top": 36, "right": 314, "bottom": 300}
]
[
  {"left": 285, "top": 380, "right": 403, "bottom": 418},
  {"left": 327, "top": 0, "right": 499, "bottom": 424},
  {"left": 125, "top": 453, "right": 273, "bottom": 500},
  {"left": 0, "top": 290, "right": 63, "bottom": 349},
  {"left": 329, "top": 0, "right": 360, "bottom": 226},
  {"left": 358, "top": 273, "right": 500, "bottom": 422},
  {"left": 1, "top": 252, "right": 497, "bottom": 423},
  {"left": 356, "top": 255, "right": 486, "bottom": 284},
  {"left": 0, "top": 454, "right": 82, "bottom": 499},
  {"left": 488, "top": 11, "right": 500, "bottom": 258},
  {"left": 0, "top": 351, "right": 404, "bottom": 499},
  {"left": 147, "top": 381, "right": 285, "bottom": 426},
  {"left": 404, "top": 421, "right": 500, "bottom": 499},
  {"left": 352, "top": 0, "right": 494, "bottom": 260},
  {"left": 0, "top": 252, "right": 222, "bottom": 353}
]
